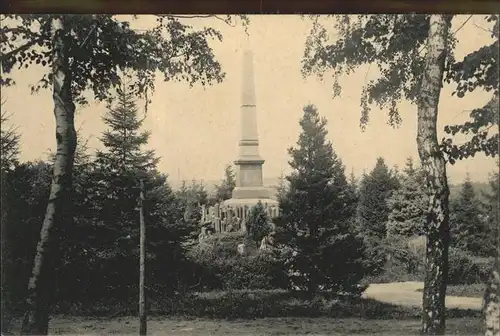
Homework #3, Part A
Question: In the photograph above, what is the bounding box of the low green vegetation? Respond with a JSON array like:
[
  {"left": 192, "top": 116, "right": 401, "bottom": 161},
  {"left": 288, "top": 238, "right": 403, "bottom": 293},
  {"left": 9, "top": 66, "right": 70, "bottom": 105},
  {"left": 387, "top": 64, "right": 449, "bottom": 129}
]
[
  {"left": 8, "top": 315, "right": 483, "bottom": 335},
  {"left": 417, "top": 284, "right": 486, "bottom": 298}
]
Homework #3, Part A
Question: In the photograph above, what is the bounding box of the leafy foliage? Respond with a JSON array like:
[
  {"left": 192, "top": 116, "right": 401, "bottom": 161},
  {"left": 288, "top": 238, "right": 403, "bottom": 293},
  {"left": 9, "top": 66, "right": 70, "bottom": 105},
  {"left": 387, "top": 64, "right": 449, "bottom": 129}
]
[
  {"left": 1, "top": 14, "right": 246, "bottom": 332},
  {"left": 442, "top": 15, "right": 499, "bottom": 162},
  {"left": 176, "top": 179, "right": 208, "bottom": 227},
  {"left": 276, "top": 104, "right": 368, "bottom": 296},
  {"left": 1, "top": 161, "right": 52, "bottom": 327},
  {"left": 302, "top": 15, "right": 498, "bottom": 161},
  {"left": 448, "top": 248, "right": 493, "bottom": 285},
  {"left": 214, "top": 164, "right": 236, "bottom": 202},
  {"left": 246, "top": 201, "right": 272, "bottom": 244},
  {"left": 302, "top": 15, "right": 436, "bottom": 128},
  {"left": 1, "top": 15, "right": 231, "bottom": 103},
  {"left": 187, "top": 232, "right": 288, "bottom": 290}
]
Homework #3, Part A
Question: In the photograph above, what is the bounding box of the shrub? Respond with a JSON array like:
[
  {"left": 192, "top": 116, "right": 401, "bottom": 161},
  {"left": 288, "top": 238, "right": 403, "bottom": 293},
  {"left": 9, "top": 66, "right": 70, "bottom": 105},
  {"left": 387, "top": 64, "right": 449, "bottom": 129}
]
[
  {"left": 246, "top": 201, "right": 272, "bottom": 244},
  {"left": 448, "top": 248, "right": 493, "bottom": 285},
  {"left": 187, "top": 232, "right": 288, "bottom": 290},
  {"left": 365, "top": 236, "right": 426, "bottom": 284}
]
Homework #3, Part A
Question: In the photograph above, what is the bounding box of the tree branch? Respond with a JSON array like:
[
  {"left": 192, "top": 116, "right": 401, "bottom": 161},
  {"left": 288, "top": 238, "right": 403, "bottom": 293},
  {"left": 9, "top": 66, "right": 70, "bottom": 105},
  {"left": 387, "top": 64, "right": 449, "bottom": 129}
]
[{"left": 0, "top": 37, "right": 43, "bottom": 62}]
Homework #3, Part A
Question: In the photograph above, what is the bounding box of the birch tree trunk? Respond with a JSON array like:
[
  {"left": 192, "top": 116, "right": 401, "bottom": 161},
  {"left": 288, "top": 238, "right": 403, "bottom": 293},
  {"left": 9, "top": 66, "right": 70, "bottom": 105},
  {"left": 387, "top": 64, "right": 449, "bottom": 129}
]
[
  {"left": 484, "top": 248, "right": 500, "bottom": 336},
  {"left": 416, "top": 14, "right": 452, "bottom": 335},
  {"left": 21, "top": 17, "right": 77, "bottom": 335}
]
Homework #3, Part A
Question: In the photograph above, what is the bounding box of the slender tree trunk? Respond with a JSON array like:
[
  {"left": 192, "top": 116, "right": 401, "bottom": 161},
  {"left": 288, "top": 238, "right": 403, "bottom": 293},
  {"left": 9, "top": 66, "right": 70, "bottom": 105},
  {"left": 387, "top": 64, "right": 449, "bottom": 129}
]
[
  {"left": 1, "top": 169, "right": 13, "bottom": 334},
  {"left": 483, "top": 247, "right": 500, "bottom": 336},
  {"left": 139, "top": 179, "right": 147, "bottom": 336},
  {"left": 416, "top": 14, "right": 452, "bottom": 335},
  {"left": 21, "top": 17, "right": 77, "bottom": 335}
]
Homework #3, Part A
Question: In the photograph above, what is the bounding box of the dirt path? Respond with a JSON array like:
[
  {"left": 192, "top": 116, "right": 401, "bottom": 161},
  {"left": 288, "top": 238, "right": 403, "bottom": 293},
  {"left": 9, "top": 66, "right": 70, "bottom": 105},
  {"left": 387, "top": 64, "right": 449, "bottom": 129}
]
[{"left": 362, "top": 281, "right": 482, "bottom": 310}]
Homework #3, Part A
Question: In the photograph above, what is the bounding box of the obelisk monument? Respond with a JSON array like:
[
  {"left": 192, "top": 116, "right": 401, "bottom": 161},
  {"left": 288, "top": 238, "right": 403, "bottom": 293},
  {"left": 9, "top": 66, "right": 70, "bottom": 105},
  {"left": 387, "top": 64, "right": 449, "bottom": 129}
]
[{"left": 224, "top": 49, "right": 277, "bottom": 207}]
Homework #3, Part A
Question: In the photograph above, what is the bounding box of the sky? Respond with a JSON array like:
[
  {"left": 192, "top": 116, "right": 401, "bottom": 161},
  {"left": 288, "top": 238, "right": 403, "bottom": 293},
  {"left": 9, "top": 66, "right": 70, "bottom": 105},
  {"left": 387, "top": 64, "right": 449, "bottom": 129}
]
[{"left": 2, "top": 15, "right": 498, "bottom": 185}]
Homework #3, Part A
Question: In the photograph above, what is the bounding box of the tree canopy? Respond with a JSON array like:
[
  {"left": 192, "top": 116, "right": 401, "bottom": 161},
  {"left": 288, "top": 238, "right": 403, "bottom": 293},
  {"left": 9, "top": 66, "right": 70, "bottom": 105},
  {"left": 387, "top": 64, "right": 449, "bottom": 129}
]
[
  {"left": 0, "top": 15, "right": 246, "bottom": 103},
  {"left": 302, "top": 14, "right": 498, "bottom": 161}
]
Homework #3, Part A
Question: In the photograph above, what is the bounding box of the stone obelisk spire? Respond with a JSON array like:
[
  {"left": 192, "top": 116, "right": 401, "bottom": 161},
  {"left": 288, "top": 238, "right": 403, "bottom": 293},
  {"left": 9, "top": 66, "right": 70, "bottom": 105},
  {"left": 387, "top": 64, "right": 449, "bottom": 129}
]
[{"left": 230, "top": 49, "right": 270, "bottom": 200}]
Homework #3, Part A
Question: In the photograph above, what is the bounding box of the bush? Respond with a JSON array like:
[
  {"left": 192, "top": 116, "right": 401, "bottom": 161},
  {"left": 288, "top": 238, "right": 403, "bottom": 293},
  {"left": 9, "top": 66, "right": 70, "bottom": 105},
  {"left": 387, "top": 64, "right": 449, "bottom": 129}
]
[
  {"left": 448, "top": 248, "right": 493, "bottom": 285},
  {"left": 368, "top": 239, "right": 493, "bottom": 285},
  {"left": 246, "top": 201, "right": 272, "bottom": 244},
  {"left": 187, "top": 232, "right": 288, "bottom": 290},
  {"left": 365, "top": 236, "right": 425, "bottom": 284}
]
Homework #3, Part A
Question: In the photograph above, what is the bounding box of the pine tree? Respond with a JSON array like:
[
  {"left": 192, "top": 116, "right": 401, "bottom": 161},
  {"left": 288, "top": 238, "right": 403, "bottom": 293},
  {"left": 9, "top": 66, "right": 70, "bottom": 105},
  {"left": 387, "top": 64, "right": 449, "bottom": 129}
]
[
  {"left": 387, "top": 157, "right": 427, "bottom": 237},
  {"left": 247, "top": 201, "right": 272, "bottom": 244},
  {"left": 214, "top": 164, "right": 236, "bottom": 201},
  {"left": 358, "top": 157, "right": 400, "bottom": 238},
  {"left": 450, "top": 174, "right": 491, "bottom": 256},
  {"left": 276, "top": 104, "right": 367, "bottom": 296},
  {"left": 90, "top": 87, "right": 188, "bottom": 299},
  {"left": 357, "top": 157, "right": 400, "bottom": 273},
  {"left": 97, "top": 86, "right": 158, "bottom": 175}
]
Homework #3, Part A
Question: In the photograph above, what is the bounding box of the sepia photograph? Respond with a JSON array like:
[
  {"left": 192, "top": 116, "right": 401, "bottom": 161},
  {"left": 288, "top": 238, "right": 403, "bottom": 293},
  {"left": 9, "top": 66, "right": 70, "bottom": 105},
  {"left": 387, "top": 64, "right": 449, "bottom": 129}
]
[{"left": 1, "top": 11, "right": 499, "bottom": 335}]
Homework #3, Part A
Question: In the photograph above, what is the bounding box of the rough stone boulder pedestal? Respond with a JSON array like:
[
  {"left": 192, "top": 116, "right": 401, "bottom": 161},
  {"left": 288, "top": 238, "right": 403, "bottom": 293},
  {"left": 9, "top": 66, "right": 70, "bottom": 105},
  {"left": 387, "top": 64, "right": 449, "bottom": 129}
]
[{"left": 237, "top": 243, "right": 247, "bottom": 256}]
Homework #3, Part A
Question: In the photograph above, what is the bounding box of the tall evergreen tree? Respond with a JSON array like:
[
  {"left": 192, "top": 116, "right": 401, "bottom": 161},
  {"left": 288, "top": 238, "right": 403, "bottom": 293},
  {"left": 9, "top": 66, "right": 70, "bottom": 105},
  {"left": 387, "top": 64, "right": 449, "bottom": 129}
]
[
  {"left": 247, "top": 201, "right": 272, "bottom": 244},
  {"left": 450, "top": 174, "right": 492, "bottom": 257},
  {"left": 357, "top": 157, "right": 399, "bottom": 273},
  {"left": 276, "top": 104, "right": 367, "bottom": 296},
  {"left": 358, "top": 157, "right": 400, "bottom": 238},
  {"left": 90, "top": 87, "right": 188, "bottom": 300},
  {"left": 387, "top": 157, "right": 427, "bottom": 237},
  {"left": 214, "top": 164, "right": 236, "bottom": 201},
  {"left": 96, "top": 85, "right": 158, "bottom": 174}
]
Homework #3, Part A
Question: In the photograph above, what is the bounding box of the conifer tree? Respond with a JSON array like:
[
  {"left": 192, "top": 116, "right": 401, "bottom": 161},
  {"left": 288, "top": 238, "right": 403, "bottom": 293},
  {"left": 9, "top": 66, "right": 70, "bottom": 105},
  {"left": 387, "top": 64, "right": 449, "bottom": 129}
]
[
  {"left": 91, "top": 87, "right": 188, "bottom": 299},
  {"left": 450, "top": 174, "right": 492, "bottom": 256},
  {"left": 357, "top": 157, "right": 399, "bottom": 273},
  {"left": 97, "top": 85, "right": 158, "bottom": 174},
  {"left": 387, "top": 157, "right": 427, "bottom": 237},
  {"left": 358, "top": 157, "right": 400, "bottom": 239},
  {"left": 276, "top": 104, "right": 367, "bottom": 296},
  {"left": 247, "top": 201, "right": 272, "bottom": 244}
]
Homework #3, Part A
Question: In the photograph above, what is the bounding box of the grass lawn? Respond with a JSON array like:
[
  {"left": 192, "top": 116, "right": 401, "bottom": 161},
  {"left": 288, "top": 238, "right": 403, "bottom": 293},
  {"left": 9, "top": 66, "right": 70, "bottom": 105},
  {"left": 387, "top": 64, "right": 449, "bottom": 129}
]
[
  {"left": 9, "top": 315, "right": 484, "bottom": 335},
  {"left": 417, "top": 284, "right": 485, "bottom": 298},
  {"left": 5, "top": 290, "right": 484, "bottom": 335}
]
